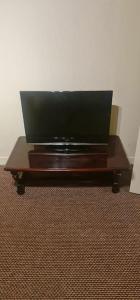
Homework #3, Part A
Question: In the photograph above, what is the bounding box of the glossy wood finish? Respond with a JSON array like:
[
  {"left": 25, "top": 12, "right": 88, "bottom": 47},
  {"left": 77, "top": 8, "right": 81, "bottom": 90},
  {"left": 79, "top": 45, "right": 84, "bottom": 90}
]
[
  {"left": 5, "top": 136, "right": 129, "bottom": 172},
  {"left": 4, "top": 136, "right": 130, "bottom": 194}
]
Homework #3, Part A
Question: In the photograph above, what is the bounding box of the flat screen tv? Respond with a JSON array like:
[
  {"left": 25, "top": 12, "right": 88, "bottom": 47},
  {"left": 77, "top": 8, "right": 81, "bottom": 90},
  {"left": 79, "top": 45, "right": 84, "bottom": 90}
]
[{"left": 20, "top": 91, "right": 113, "bottom": 145}]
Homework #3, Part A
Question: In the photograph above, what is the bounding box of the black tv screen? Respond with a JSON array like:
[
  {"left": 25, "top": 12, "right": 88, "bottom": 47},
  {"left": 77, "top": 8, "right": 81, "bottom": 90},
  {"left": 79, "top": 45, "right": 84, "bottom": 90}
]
[{"left": 20, "top": 91, "right": 113, "bottom": 145}]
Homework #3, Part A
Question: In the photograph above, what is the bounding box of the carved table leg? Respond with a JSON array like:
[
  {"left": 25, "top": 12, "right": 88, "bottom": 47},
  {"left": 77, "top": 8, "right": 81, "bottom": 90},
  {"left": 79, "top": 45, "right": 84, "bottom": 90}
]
[
  {"left": 112, "top": 170, "right": 122, "bottom": 193},
  {"left": 11, "top": 171, "right": 25, "bottom": 195},
  {"left": 17, "top": 183, "right": 25, "bottom": 195}
]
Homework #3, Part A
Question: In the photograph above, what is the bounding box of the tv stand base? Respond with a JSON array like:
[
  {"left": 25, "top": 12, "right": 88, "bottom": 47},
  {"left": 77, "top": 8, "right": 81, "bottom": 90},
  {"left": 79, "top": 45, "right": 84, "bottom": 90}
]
[{"left": 5, "top": 136, "right": 130, "bottom": 195}]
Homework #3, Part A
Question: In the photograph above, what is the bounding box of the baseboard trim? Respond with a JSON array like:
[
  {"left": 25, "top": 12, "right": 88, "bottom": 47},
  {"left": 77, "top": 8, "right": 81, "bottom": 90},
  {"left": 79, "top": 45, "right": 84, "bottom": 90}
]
[
  {"left": 128, "top": 156, "right": 134, "bottom": 165},
  {"left": 0, "top": 156, "right": 8, "bottom": 165}
]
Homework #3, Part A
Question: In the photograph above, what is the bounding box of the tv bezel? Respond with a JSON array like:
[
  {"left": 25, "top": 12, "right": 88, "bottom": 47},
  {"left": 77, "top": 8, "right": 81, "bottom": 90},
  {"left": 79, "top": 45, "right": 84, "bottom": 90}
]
[{"left": 20, "top": 90, "right": 113, "bottom": 146}]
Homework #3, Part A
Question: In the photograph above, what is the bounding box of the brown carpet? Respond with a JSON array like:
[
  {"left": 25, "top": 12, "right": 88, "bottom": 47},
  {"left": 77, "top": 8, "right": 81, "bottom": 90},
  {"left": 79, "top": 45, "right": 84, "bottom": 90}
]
[{"left": 0, "top": 167, "right": 140, "bottom": 300}]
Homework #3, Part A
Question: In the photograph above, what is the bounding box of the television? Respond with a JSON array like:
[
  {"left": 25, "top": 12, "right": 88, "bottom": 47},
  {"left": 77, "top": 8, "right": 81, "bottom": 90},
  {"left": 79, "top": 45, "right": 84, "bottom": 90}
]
[{"left": 20, "top": 91, "right": 113, "bottom": 146}]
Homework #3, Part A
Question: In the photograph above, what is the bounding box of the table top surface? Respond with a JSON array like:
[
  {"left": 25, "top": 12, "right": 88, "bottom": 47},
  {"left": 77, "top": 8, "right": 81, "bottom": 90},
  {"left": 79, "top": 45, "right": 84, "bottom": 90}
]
[{"left": 4, "top": 136, "right": 130, "bottom": 172}]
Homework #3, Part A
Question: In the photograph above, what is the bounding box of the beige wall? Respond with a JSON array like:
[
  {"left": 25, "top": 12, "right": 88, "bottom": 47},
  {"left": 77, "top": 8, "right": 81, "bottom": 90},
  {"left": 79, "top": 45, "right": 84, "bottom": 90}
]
[{"left": 0, "top": 0, "right": 140, "bottom": 163}]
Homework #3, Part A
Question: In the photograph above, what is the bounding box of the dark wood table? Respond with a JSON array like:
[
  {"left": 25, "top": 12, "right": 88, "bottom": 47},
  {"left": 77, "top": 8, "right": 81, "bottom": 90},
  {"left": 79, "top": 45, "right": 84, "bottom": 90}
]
[{"left": 4, "top": 136, "right": 130, "bottom": 195}]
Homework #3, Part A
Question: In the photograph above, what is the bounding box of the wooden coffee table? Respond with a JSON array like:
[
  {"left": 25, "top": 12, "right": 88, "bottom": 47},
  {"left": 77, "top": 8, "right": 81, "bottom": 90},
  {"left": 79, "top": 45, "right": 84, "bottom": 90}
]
[{"left": 4, "top": 135, "right": 130, "bottom": 195}]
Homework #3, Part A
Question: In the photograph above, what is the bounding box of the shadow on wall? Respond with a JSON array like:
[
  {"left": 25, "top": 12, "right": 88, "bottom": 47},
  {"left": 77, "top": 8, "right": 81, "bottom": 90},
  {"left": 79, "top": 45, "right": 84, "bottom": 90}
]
[{"left": 110, "top": 105, "right": 121, "bottom": 135}]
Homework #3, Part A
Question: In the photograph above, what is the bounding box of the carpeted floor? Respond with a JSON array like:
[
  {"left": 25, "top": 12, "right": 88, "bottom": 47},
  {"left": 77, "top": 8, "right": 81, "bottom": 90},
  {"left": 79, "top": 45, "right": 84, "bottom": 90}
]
[{"left": 0, "top": 167, "right": 140, "bottom": 300}]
